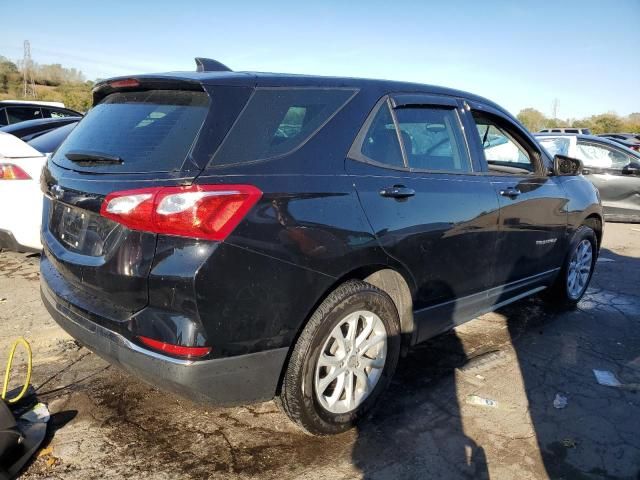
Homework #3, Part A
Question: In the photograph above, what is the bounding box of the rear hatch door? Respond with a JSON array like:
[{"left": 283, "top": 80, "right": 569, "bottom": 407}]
[{"left": 41, "top": 80, "right": 246, "bottom": 317}]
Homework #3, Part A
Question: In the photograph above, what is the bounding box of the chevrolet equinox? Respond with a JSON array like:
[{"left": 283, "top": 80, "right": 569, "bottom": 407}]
[{"left": 40, "top": 58, "right": 603, "bottom": 435}]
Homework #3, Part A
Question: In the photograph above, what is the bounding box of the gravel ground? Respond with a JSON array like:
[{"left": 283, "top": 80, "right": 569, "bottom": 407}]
[{"left": 0, "top": 222, "right": 639, "bottom": 479}]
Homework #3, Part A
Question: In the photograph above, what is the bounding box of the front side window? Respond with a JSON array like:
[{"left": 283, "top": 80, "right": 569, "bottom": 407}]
[
  {"left": 575, "top": 141, "right": 631, "bottom": 169},
  {"left": 473, "top": 114, "right": 535, "bottom": 174},
  {"left": 395, "top": 107, "right": 470, "bottom": 172},
  {"left": 6, "top": 107, "right": 42, "bottom": 124},
  {"left": 212, "top": 88, "right": 356, "bottom": 166},
  {"left": 538, "top": 137, "right": 571, "bottom": 157},
  {"left": 359, "top": 101, "right": 404, "bottom": 168}
]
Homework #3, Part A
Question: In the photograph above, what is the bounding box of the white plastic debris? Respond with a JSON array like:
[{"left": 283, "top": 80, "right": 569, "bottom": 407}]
[
  {"left": 593, "top": 369, "right": 622, "bottom": 387},
  {"left": 465, "top": 395, "right": 497, "bottom": 408},
  {"left": 20, "top": 402, "right": 50, "bottom": 423},
  {"left": 553, "top": 393, "right": 568, "bottom": 409}
]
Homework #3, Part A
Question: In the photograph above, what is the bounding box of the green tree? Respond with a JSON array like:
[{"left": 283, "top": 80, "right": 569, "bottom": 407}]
[
  {"left": 589, "top": 113, "right": 623, "bottom": 134},
  {"left": 517, "top": 108, "right": 547, "bottom": 132}
]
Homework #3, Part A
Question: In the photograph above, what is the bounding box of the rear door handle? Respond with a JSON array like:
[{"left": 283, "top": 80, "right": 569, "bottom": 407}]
[
  {"left": 379, "top": 185, "right": 415, "bottom": 199},
  {"left": 499, "top": 187, "right": 521, "bottom": 198}
]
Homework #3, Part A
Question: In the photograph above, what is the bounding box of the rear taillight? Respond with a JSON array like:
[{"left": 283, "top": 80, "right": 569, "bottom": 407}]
[
  {"left": 100, "top": 184, "right": 262, "bottom": 241},
  {"left": 0, "top": 164, "right": 31, "bottom": 180},
  {"left": 137, "top": 336, "right": 211, "bottom": 359}
]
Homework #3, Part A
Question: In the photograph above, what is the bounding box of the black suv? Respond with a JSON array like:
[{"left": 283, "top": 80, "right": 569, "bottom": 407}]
[{"left": 40, "top": 59, "right": 603, "bottom": 435}]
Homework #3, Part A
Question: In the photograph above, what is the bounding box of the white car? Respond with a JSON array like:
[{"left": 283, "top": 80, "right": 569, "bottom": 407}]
[{"left": 0, "top": 132, "right": 47, "bottom": 251}]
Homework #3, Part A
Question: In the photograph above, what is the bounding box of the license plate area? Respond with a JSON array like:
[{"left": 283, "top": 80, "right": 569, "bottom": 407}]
[
  {"left": 60, "top": 205, "right": 88, "bottom": 249},
  {"left": 49, "top": 201, "right": 121, "bottom": 256}
]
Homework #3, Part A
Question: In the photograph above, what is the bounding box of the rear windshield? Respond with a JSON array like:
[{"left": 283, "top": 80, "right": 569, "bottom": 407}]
[
  {"left": 52, "top": 90, "right": 209, "bottom": 173},
  {"left": 211, "top": 88, "right": 356, "bottom": 166}
]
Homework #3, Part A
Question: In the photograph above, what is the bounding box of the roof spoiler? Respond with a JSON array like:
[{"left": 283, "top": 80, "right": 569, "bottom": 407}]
[{"left": 195, "top": 57, "right": 232, "bottom": 72}]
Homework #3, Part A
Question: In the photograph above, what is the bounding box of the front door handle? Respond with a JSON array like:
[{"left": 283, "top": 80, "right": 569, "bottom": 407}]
[
  {"left": 379, "top": 185, "right": 415, "bottom": 199},
  {"left": 499, "top": 187, "right": 521, "bottom": 198}
]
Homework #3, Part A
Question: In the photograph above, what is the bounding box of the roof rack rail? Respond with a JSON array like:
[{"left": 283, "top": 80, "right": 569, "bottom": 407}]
[{"left": 195, "top": 57, "right": 232, "bottom": 73}]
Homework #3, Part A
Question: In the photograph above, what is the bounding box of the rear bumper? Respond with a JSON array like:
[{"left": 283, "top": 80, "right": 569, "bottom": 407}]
[{"left": 40, "top": 275, "right": 288, "bottom": 406}]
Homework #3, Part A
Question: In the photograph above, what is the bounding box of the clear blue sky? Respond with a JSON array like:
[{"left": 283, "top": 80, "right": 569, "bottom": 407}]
[{"left": 2, "top": 0, "right": 639, "bottom": 118}]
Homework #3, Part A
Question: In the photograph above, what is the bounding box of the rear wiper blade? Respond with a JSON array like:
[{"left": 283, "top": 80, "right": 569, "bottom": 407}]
[{"left": 65, "top": 150, "right": 123, "bottom": 165}]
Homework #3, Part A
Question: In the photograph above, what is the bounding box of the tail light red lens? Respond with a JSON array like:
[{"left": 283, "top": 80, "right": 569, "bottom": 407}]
[
  {"left": 137, "top": 336, "right": 211, "bottom": 359},
  {"left": 100, "top": 184, "right": 262, "bottom": 241},
  {"left": 0, "top": 164, "right": 31, "bottom": 180}
]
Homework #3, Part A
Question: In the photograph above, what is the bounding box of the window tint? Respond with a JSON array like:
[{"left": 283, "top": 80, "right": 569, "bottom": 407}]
[
  {"left": 212, "top": 88, "right": 356, "bottom": 166},
  {"left": 6, "top": 107, "right": 42, "bottom": 124},
  {"left": 359, "top": 101, "right": 404, "bottom": 168},
  {"left": 52, "top": 90, "right": 209, "bottom": 173},
  {"left": 473, "top": 114, "right": 534, "bottom": 174},
  {"left": 575, "top": 142, "right": 631, "bottom": 169},
  {"left": 538, "top": 137, "right": 571, "bottom": 157},
  {"left": 395, "top": 107, "right": 470, "bottom": 172},
  {"left": 0, "top": 109, "right": 7, "bottom": 126}
]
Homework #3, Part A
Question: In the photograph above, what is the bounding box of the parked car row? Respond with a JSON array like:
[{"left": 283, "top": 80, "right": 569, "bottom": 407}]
[
  {"left": 33, "top": 58, "right": 604, "bottom": 435},
  {"left": 536, "top": 133, "right": 640, "bottom": 223},
  {"left": 0, "top": 100, "right": 81, "bottom": 126},
  {"left": 0, "top": 118, "right": 77, "bottom": 251}
]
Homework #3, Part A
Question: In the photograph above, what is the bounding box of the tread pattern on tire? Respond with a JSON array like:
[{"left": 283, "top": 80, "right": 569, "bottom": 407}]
[{"left": 278, "top": 279, "right": 400, "bottom": 435}]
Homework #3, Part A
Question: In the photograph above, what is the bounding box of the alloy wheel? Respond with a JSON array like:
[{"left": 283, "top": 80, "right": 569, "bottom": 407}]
[{"left": 314, "top": 310, "right": 388, "bottom": 414}]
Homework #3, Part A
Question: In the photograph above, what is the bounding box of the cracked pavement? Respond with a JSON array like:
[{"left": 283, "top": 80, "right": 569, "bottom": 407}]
[{"left": 0, "top": 223, "right": 638, "bottom": 479}]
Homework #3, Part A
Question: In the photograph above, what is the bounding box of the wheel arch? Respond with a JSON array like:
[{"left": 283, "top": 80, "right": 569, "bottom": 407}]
[
  {"left": 275, "top": 264, "right": 416, "bottom": 395},
  {"left": 583, "top": 213, "right": 603, "bottom": 251}
]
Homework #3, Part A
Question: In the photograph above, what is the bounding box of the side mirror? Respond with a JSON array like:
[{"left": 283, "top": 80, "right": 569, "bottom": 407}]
[
  {"left": 553, "top": 154, "right": 583, "bottom": 176},
  {"left": 622, "top": 161, "right": 640, "bottom": 176}
]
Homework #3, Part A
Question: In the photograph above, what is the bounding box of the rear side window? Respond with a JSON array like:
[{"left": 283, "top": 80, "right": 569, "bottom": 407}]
[
  {"left": 211, "top": 88, "right": 356, "bottom": 166},
  {"left": 52, "top": 90, "right": 209, "bottom": 173},
  {"left": 6, "top": 107, "right": 42, "bottom": 124},
  {"left": 395, "top": 107, "right": 470, "bottom": 172},
  {"left": 575, "top": 141, "right": 631, "bottom": 168}
]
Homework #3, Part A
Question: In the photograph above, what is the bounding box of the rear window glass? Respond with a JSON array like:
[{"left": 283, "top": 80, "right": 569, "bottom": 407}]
[
  {"left": 52, "top": 90, "right": 208, "bottom": 173},
  {"left": 211, "top": 88, "right": 356, "bottom": 166}
]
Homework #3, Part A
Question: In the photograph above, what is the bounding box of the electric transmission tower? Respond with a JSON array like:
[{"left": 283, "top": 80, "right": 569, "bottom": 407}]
[{"left": 22, "top": 40, "right": 36, "bottom": 98}]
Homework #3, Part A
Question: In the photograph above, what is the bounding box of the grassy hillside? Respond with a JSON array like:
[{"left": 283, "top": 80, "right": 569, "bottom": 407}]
[{"left": 0, "top": 55, "right": 93, "bottom": 112}]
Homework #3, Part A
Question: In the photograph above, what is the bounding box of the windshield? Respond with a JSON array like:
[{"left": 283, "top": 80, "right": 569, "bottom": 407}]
[{"left": 52, "top": 90, "right": 209, "bottom": 173}]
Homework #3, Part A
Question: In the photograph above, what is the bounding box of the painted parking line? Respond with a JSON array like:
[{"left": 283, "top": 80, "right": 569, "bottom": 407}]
[{"left": 598, "top": 257, "right": 615, "bottom": 263}]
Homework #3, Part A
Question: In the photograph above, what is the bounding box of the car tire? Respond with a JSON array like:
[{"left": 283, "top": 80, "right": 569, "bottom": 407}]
[
  {"left": 278, "top": 280, "right": 401, "bottom": 436},
  {"left": 543, "top": 226, "right": 597, "bottom": 308}
]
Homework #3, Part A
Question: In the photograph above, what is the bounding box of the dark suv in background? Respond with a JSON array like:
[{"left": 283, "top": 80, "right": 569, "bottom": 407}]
[{"left": 40, "top": 58, "right": 603, "bottom": 435}]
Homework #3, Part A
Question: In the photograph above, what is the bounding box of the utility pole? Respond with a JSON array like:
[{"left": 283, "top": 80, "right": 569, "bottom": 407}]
[
  {"left": 552, "top": 98, "right": 559, "bottom": 119},
  {"left": 22, "top": 40, "right": 36, "bottom": 98}
]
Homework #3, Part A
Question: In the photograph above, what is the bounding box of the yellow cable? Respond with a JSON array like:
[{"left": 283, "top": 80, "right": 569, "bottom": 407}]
[{"left": 1, "top": 337, "right": 32, "bottom": 404}]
